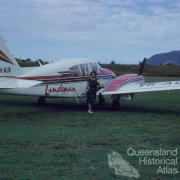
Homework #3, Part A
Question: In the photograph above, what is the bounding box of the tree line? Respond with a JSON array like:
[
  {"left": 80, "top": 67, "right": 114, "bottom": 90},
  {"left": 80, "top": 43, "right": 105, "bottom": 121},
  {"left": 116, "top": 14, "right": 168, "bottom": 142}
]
[{"left": 16, "top": 58, "right": 180, "bottom": 77}]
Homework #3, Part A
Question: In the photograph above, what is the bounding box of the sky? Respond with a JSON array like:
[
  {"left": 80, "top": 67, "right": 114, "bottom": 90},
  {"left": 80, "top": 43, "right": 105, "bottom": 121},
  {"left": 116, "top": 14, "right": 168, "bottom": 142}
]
[{"left": 0, "top": 0, "right": 180, "bottom": 64}]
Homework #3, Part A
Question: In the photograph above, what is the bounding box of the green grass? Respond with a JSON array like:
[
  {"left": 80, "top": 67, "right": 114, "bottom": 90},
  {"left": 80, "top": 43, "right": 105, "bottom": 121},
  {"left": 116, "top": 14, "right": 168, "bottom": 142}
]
[{"left": 0, "top": 77, "right": 180, "bottom": 180}]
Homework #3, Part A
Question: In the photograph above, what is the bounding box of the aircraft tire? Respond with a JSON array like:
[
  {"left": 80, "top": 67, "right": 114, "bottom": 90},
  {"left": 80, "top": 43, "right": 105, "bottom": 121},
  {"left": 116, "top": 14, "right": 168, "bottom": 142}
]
[
  {"left": 37, "top": 97, "right": 46, "bottom": 106},
  {"left": 98, "top": 93, "right": 105, "bottom": 109},
  {"left": 111, "top": 95, "right": 121, "bottom": 110}
]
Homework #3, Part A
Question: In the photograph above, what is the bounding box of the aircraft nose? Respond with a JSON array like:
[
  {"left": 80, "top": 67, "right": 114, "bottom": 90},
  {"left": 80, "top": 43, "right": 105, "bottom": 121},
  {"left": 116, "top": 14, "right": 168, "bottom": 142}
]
[
  {"left": 107, "top": 69, "right": 116, "bottom": 77},
  {"left": 100, "top": 68, "right": 116, "bottom": 77}
]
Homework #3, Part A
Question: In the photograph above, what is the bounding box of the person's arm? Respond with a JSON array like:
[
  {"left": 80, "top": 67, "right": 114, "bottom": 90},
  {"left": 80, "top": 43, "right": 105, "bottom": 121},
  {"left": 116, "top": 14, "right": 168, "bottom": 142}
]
[
  {"left": 86, "top": 81, "right": 90, "bottom": 92},
  {"left": 97, "top": 79, "right": 104, "bottom": 88}
]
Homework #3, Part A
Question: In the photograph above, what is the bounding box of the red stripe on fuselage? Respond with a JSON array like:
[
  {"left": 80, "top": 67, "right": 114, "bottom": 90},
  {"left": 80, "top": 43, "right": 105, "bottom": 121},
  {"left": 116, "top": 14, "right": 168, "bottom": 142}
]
[{"left": 0, "top": 73, "right": 114, "bottom": 82}]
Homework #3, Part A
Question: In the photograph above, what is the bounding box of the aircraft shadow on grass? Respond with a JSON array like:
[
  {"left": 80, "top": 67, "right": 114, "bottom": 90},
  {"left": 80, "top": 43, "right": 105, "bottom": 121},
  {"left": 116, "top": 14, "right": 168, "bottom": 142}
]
[{"left": 0, "top": 97, "right": 180, "bottom": 115}]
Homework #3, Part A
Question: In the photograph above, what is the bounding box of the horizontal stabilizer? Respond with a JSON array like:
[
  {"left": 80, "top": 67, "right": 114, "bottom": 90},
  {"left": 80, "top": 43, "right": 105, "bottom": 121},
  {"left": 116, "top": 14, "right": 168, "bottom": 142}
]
[
  {"left": 102, "top": 81, "right": 180, "bottom": 95},
  {"left": 0, "top": 77, "right": 42, "bottom": 89}
]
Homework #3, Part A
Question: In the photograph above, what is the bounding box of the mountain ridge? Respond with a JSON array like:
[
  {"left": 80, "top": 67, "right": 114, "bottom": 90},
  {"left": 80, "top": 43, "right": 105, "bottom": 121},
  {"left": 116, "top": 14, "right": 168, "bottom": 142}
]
[{"left": 147, "top": 50, "right": 180, "bottom": 66}]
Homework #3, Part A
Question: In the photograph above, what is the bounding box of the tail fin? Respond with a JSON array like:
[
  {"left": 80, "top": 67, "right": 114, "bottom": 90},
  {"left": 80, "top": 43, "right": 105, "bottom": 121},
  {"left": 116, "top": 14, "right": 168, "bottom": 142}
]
[{"left": 0, "top": 35, "right": 22, "bottom": 76}]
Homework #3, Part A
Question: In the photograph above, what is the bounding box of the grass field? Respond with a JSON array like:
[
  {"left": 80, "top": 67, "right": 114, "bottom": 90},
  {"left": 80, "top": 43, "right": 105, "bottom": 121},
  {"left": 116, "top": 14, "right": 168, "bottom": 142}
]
[{"left": 0, "top": 77, "right": 180, "bottom": 180}]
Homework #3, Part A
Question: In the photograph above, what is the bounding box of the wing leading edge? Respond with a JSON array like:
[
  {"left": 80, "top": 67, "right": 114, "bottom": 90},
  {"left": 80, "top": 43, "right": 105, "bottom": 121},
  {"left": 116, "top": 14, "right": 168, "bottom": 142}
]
[{"left": 102, "top": 81, "right": 180, "bottom": 95}]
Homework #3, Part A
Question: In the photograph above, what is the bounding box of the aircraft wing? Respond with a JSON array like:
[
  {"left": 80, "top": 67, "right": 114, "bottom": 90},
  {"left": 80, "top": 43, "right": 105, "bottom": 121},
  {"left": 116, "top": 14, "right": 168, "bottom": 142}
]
[
  {"left": 101, "top": 81, "right": 180, "bottom": 95},
  {"left": 0, "top": 77, "right": 42, "bottom": 89}
]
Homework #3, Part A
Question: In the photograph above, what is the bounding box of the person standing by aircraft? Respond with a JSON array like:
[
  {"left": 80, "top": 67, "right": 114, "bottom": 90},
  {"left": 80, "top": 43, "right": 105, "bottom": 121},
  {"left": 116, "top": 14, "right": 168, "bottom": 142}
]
[{"left": 86, "top": 71, "right": 100, "bottom": 113}]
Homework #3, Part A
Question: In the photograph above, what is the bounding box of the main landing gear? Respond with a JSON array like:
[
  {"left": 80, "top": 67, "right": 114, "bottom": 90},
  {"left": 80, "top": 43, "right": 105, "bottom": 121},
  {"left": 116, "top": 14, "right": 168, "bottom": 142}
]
[
  {"left": 98, "top": 94, "right": 121, "bottom": 110},
  {"left": 37, "top": 97, "right": 46, "bottom": 106},
  {"left": 111, "top": 95, "right": 121, "bottom": 110}
]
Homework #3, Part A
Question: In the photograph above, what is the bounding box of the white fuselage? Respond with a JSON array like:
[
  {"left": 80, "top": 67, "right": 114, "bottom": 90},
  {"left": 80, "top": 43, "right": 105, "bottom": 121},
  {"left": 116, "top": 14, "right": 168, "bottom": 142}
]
[{"left": 0, "top": 58, "right": 115, "bottom": 98}]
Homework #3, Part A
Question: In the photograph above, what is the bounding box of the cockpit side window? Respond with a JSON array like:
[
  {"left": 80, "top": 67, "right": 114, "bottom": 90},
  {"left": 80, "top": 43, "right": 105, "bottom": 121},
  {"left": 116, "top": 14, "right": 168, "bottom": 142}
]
[
  {"left": 89, "top": 63, "right": 100, "bottom": 73},
  {"left": 79, "top": 64, "right": 86, "bottom": 76},
  {"left": 93, "top": 63, "right": 98, "bottom": 72}
]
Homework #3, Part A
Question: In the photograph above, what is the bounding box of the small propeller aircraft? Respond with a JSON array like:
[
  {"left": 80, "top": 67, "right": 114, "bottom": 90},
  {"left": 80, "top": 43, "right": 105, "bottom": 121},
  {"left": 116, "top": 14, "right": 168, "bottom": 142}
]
[{"left": 0, "top": 34, "right": 180, "bottom": 109}]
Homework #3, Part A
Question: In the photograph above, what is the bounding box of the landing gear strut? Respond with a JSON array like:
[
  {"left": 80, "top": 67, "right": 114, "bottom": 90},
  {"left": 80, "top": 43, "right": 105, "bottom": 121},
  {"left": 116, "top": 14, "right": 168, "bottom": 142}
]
[
  {"left": 112, "top": 95, "right": 120, "bottom": 110},
  {"left": 98, "top": 93, "right": 105, "bottom": 109},
  {"left": 37, "top": 97, "right": 46, "bottom": 106}
]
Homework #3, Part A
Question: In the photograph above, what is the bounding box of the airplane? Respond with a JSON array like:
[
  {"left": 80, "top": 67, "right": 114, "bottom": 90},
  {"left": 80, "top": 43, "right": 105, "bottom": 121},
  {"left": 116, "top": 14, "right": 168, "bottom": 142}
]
[{"left": 1, "top": 34, "right": 180, "bottom": 109}]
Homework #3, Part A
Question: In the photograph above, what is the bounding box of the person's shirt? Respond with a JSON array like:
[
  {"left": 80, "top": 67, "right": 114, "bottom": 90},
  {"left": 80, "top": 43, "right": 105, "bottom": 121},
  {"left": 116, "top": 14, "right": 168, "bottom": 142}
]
[{"left": 87, "top": 78, "right": 100, "bottom": 92}]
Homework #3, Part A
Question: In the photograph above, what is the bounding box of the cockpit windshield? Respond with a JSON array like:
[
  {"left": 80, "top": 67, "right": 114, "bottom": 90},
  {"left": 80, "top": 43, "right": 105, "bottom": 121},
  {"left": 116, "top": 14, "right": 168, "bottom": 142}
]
[{"left": 91, "top": 63, "right": 98, "bottom": 72}]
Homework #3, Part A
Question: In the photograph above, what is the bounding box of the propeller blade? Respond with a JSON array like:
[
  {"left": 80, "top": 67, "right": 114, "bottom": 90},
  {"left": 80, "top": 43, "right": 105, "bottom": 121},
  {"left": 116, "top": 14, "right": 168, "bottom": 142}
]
[{"left": 138, "top": 58, "right": 147, "bottom": 75}]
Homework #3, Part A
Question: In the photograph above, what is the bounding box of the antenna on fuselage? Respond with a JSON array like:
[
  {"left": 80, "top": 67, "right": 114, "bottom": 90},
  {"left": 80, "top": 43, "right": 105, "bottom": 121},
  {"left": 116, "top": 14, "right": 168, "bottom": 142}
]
[{"left": 138, "top": 58, "right": 147, "bottom": 75}]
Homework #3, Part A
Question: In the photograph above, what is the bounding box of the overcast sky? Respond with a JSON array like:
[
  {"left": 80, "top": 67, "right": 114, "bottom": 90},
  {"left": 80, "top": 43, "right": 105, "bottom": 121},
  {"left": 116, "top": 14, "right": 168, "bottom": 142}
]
[{"left": 0, "top": 0, "right": 180, "bottom": 64}]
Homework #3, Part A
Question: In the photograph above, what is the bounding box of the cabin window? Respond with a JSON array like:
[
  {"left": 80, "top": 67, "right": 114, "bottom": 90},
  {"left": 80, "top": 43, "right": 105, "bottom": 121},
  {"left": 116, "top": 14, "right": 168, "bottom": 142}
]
[
  {"left": 79, "top": 64, "right": 86, "bottom": 76},
  {"left": 93, "top": 63, "right": 98, "bottom": 72},
  {"left": 88, "top": 63, "right": 93, "bottom": 73},
  {"left": 84, "top": 64, "right": 89, "bottom": 75},
  {"left": 89, "top": 63, "right": 99, "bottom": 73},
  {"left": 69, "top": 65, "right": 80, "bottom": 76}
]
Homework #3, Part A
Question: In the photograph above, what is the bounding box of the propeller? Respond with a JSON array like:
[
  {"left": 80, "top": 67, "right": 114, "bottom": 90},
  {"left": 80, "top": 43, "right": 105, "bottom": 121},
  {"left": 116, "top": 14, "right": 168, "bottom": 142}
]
[{"left": 138, "top": 58, "right": 147, "bottom": 75}]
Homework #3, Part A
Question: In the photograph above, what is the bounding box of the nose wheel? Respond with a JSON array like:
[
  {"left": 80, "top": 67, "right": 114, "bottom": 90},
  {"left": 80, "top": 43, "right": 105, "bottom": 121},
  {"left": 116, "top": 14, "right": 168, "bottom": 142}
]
[
  {"left": 37, "top": 97, "right": 46, "bottom": 106},
  {"left": 112, "top": 95, "right": 120, "bottom": 110}
]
